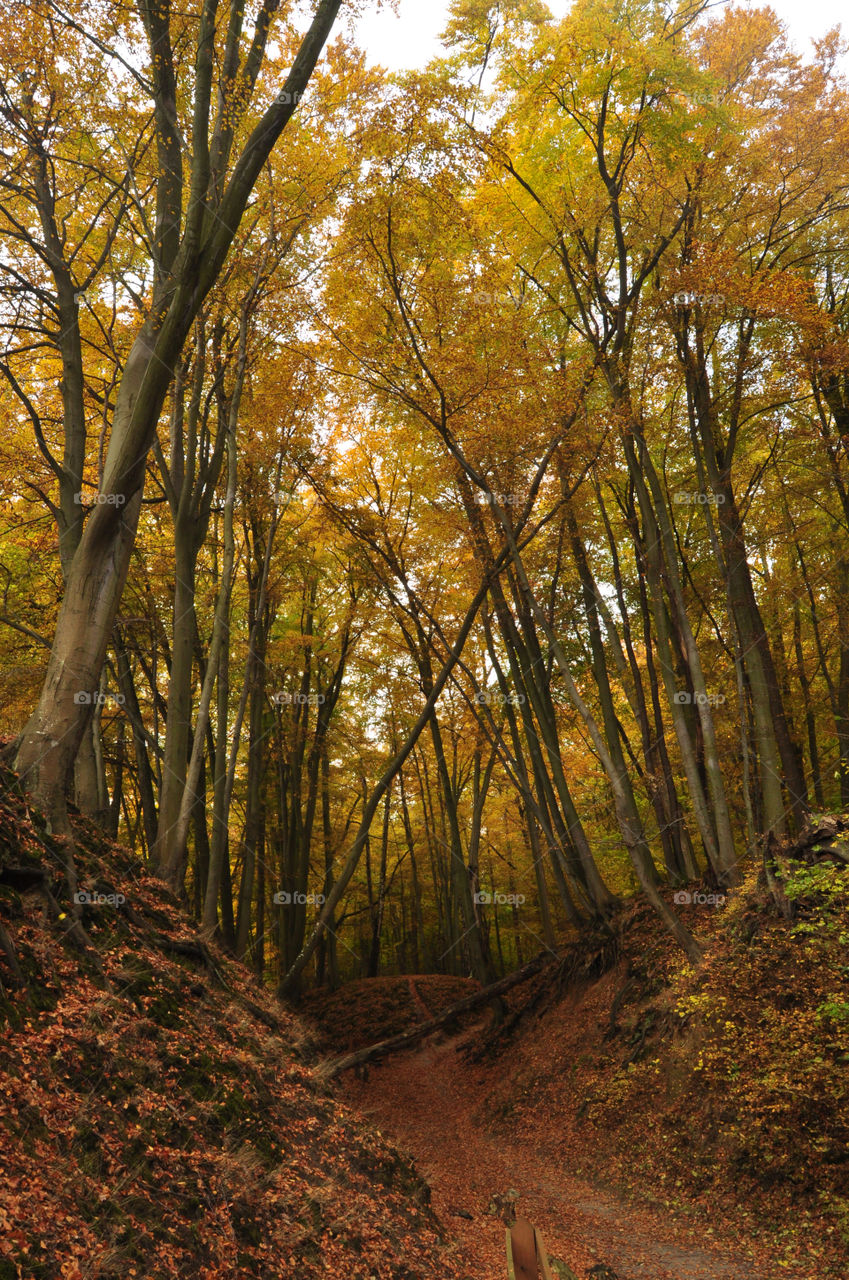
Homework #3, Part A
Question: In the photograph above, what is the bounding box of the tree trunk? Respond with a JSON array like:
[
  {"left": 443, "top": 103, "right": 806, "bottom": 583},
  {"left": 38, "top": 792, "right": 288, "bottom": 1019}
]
[{"left": 14, "top": 0, "right": 343, "bottom": 831}]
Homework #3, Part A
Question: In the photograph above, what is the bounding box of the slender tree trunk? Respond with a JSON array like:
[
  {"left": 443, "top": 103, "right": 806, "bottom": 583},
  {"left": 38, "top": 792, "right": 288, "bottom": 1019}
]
[
  {"left": 198, "top": 430, "right": 238, "bottom": 925},
  {"left": 398, "top": 761, "right": 424, "bottom": 972},
  {"left": 367, "top": 789, "right": 391, "bottom": 977},
  {"left": 278, "top": 563, "right": 507, "bottom": 998},
  {"left": 681, "top": 342, "right": 807, "bottom": 829},
  {"left": 618, "top": 416, "right": 738, "bottom": 884},
  {"left": 792, "top": 595, "right": 823, "bottom": 808},
  {"left": 315, "top": 743, "right": 339, "bottom": 988},
  {"left": 235, "top": 652, "right": 269, "bottom": 958},
  {"left": 496, "top": 508, "right": 702, "bottom": 964},
  {"left": 114, "top": 626, "right": 158, "bottom": 854},
  {"left": 563, "top": 499, "right": 661, "bottom": 884},
  {"left": 14, "top": 0, "right": 344, "bottom": 831},
  {"left": 595, "top": 484, "right": 695, "bottom": 879}
]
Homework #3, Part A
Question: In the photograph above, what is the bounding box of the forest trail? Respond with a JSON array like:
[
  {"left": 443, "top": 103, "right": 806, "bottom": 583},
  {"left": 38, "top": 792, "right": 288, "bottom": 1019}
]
[
  {"left": 343, "top": 1025, "right": 793, "bottom": 1280},
  {"left": 406, "top": 975, "right": 434, "bottom": 1022}
]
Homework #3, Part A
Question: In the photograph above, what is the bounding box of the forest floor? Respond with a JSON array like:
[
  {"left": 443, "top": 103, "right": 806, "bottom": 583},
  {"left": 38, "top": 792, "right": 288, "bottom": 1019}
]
[
  {"left": 0, "top": 758, "right": 451, "bottom": 1280},
  {"left": 340, "top": 1012, "right": 787, "bottom": 1280},
  {"left": 3, "top": 743, "right": 847, "bottom": 1280},
  {"left": 309, "top": 860, "right": 849, "bottom": 1280}
]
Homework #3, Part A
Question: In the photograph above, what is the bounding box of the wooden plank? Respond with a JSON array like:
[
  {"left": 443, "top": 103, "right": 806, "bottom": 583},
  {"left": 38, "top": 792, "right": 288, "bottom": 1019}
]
[
  {"left": 506, "top": 1227, "right": 517, "bottom": 1280},
  {"left": 509, "top": 1217, "right": 540, "bottom": 1280},
  {"left": 534, "top": 1227, "right": 554, "bottom": 1280}
]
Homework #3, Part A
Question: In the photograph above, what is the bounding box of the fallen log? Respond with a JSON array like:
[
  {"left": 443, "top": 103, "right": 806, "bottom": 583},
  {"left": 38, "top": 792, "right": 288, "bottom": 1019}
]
[{"left": 316, "top": 950, "right": 555, "bottom": 1080}]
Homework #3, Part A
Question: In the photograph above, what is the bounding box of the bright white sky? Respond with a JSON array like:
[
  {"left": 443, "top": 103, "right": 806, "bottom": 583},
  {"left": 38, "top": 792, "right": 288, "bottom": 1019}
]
[{"left": 354, "top": 0, "right": 846, "bottom": 71}]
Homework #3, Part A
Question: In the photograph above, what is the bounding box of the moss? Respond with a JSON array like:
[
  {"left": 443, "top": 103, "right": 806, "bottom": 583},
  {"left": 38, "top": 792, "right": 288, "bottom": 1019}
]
[
  {"left": 215, "top": 1087, "right": 252, "bottom": 1123},
  {"left": 27, "top": 978, "right": 60, "bottom": 1014},
  {"left": 6, "top": 1102, "right": 50, "bottom": 1153},
  {"left": 304, "top": 1195, "right": 324, "bottom": 1231},
  {"left": 11, "top": 1258, "right": 53, "bottom": 1279},
  {"left": 0, "top": 991, "right": 24, "bottom": 1029},
  {"left": 147, "top": 990, "right": 183, "bottom": 1028},
  {"left": 232, "top": 1204, "right": 264, "bottom": 1246},
  {"left": 116, "top": 964, "right": 156, "bottom": 998},
  {"left": 161, "top": 1048, "right": 231, "bottom": 1100},
  {"left": 0, "top": 884, "right": 23, "bottom": 914},
  {"left": 102, "top": 1059, "right": 157, "bottom": 1100},
  {"left": 355, "top": 1145, "right": 428, "bottom": 1202},
  {"left": 71, "top": 1121, "right": 103, "bottom": 1176},
  {"left": 211, "top": 1088, "right": 282, "bottom": 1164}
]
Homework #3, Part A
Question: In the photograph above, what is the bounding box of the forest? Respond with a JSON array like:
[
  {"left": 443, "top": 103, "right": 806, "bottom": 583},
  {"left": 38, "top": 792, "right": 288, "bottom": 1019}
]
[{"left": 1, "top": 0, "right": 848, "bottom": 1276}]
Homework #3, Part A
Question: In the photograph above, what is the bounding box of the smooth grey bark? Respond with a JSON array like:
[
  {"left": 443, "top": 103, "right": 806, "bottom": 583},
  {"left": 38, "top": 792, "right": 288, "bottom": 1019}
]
[
  {"left": 466, "top": 518, "right": 613, "bottom": 915},
  {"left": 492, "top": 503, "right": 703, "bottom": 965},
  {"left": 151, "top": 333, "right": 225, "bottom": 871},
  {"left": 366, "top": 789, "right": 391, "bottom": 977},
  {"left": 275, "top": 599, "right": 351, "bottom": 974},
  {"left": 563, "top": 498, "right": 661, "bottom": 886},
  {"left": 197, "top": 417, "right": 239, "bottom": 924},
  {"left": 481, "top": 617, "right": 583, "bottom": 927},
  {"left": 315, "top": 742, "right": 340, "bottom": 988},
  {"left": 810, "top": 365, "right": 849, "bottom": 805},
  {"left": 234, "top": 634, "right": 270, "bottom": 959},
  {"left": 593, "top": 484, "right": 697, "bottom": 880},
  {"left": 616, "top": 407, "right": 739, "bottom": 886},
  {"left": 15, "top": 0, "right": 343, "bottom": 832},
  {"left": 678, "top": 319, "right": 808, "bottom": 829},
  {"left": 113, "top": 625, "right": 159, "bottom": 855},
  {"left": 397, "top": 756, "right": 425, "bottom": 971},
  {"left": 277, "top": 554, "right": 511, "bottom": 999}
]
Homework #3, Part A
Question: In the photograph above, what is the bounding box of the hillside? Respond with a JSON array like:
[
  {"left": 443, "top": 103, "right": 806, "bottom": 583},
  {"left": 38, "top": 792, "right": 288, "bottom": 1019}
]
[
  {"left": 314, "top": 843, "right": 849, "bottom": 1279},
  {"left": 0, "top": 762, "right": 447, "bottom": 1280},
  {"left": 3, "top": 741, "right": 848, "bottom": 1280}
]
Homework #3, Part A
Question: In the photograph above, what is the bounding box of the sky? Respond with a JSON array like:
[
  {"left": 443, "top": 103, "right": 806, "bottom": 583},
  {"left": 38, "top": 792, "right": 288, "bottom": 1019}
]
[{"left": 353, "top": 0, "right": 847, "bottom": 71}]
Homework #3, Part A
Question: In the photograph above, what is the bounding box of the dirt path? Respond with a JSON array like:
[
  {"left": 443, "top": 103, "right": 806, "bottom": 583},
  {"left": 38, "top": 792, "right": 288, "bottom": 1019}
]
[
  {"left": 342, "top": 1026, "right": 804, "bottom": 1280},
  {"left": 406, "top": 975, "right": 433, "bottom": 1022}
]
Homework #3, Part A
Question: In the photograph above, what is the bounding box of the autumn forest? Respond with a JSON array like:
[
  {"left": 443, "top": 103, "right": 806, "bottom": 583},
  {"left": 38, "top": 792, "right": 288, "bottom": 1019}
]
[{"left": 1, "top": 0, "right": 849, "bottom": 1274}]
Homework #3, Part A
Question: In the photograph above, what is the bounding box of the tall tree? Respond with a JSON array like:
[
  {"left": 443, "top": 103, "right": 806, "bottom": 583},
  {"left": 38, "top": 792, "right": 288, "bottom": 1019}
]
[{"left": 14, "top": 0, "right": 343, "bottom": 840}]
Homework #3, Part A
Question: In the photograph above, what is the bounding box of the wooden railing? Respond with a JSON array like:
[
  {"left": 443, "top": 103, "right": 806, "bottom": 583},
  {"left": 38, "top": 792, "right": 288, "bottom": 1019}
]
[{"left": 505, "top": 1216, "right": 555, "bottom": 1280}]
